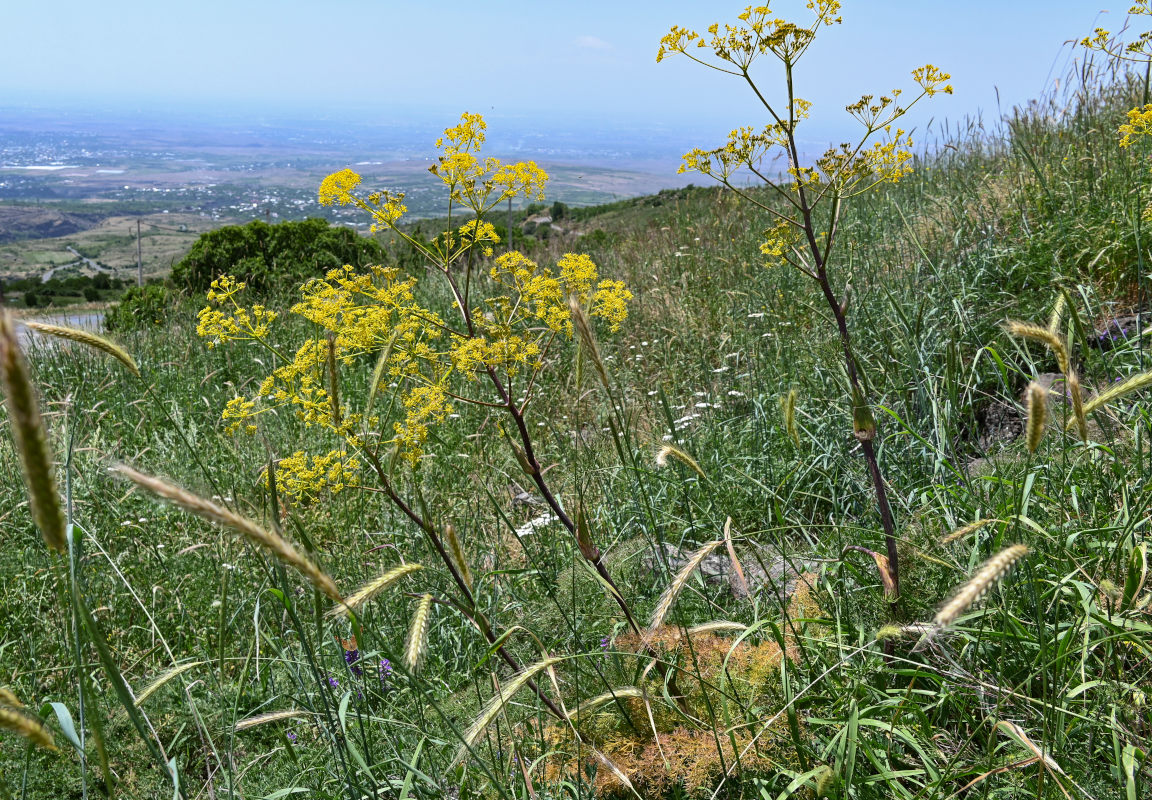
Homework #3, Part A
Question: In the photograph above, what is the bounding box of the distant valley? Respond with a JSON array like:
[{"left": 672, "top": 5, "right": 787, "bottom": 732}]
[{"left": 0, "top": 105, "right": 700, "bottom": 278}]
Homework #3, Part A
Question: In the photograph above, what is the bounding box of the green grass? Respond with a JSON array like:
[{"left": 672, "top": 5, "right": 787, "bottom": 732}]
[{"left": 1, "top": 62, "right": 1152, "bottom": 800}]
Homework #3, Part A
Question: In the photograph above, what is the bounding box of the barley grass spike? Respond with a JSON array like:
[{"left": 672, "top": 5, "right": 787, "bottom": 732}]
[
  {"left": 0, "top": 705, "right": 56, "bottom": 751},
  {"left": 1007, "top": 321, "right": 1069, "bottom": 376},
  {"left": 453, "top": 656, "right": 562, "bottom": 767},
  {"left": 0, "top": 312, "right": 65, "bottom": 553},
  {"left": 329, "top": 563, "right": 422, "bottom": 618},
  {"left": 578, "top": 687, "right": 643, "bottom": 714},
  {"left": 940, "top": 518, "right": 998, "bottom": 545},
  {"left": 1068, "top": 371, "right": 1088, "bottom": 441},
  {"left": 444, "top": 524, "right": 473, "bottom": 593},
  {"left": 655, "top": 443, "right": 707, "bottom": 479},
  {"left": 134, "top": 661, "right": 205, "bottom": 707},
  {"left": 235, "top": 709, "right": 313, "bottom": 731},
  {"left": 405, "top": 593, "right": 434, "bottom": 673},
  {"left": 648, "top": 538, "right": 724, "bottom": 634},
  {"left": 112, "top": 464, "right": 341, "bottom": 601},
  {"left": 1066, "top": 369, "right": 1152, "bottom": 430},
  {"left": 24, "top": 321, "right": 140, "bottom": 376}
]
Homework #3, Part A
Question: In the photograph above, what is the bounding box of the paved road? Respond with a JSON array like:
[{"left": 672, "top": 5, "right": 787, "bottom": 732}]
[{"left": 40, "top": 248, "right": 116, "bottom": 283}]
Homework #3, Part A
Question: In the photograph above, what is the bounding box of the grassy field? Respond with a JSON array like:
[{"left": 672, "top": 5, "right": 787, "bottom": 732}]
[
  {"left": 2, "top": 42, "right": 1152, "bottom": 800},
  {"left": 0, "top": 213, "right": 222, "bottom": 281}
]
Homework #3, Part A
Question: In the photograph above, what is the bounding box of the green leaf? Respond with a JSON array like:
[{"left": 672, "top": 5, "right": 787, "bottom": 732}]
[{"left": 41, "top": 702, "right": 81, "bottom": 753}]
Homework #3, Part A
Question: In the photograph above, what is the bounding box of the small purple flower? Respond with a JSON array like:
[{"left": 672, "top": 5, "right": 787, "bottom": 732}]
[
  {"left": 344, "top": 648, "right": 363, "bottom": 677},
  {"left": 327, "top": 675, "right": 340, "bottom": 690},
  {"left": 286, "top": 730, "right": 297, "bottom": 744},
  {"left": 379, "top": 658, "right": 393, "bottom": 686},
  {"left": 600, "top": 636, "right": 610, "bottom": 659}
]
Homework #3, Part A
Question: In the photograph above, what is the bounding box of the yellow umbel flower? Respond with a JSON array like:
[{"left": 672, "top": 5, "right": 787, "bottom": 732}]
[
  {"left": 1120, "top": 104, "right": 1152, "bottom": 147},
  {"left": 318, "top": 169, "right": 362, "bottom": 206},
  {"left": 272, "top": 449, "right": 361, "bottom": 503},
  {"left": 200, "top": 113, "right": 631, "bottom": 499}
]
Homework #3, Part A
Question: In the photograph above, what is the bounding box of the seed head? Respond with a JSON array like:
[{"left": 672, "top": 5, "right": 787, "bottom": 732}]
[
  {"left": 934, "top": 545, "right": 1029, "bottom": 629},
  {"left": 0, "top": 312, "right": 65, "bottom": 553},
  {"left": 1025, "top": 381, "right": 1048, "bottom": 454}
]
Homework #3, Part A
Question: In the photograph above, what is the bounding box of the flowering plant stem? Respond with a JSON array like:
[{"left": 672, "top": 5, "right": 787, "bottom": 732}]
[{"left": 656, "top": 6, "right": 953, "bottom": 617}]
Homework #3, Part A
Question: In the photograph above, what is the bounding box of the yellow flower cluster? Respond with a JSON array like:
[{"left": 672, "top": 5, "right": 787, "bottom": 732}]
[
  {"left": 318, "top": 169, "right": 362, "bottom": 207},
  {"left": 759, "top": 219, "right": 799, "bottom": 266},
  {"left": 664, "top": 8, "right": 947, "bottom": 205},
  {"left": 1120, "top": 104, "right": 1152, "bottom": 148},
  {"left": 425, "top": 113, "right": 547, "bottom": 213},
  {"left": 488, "top": 251, "right": 632, "bottom": 334},
  {"left": 846, "top": 91, "right": 903, "bottom": 129},
  {"left": 1081, "top": 13, "right": 1152, "bottom": 146},
  {"left": 434, "top": 219, "right": 501, "bottom": 261},
  {"left": 222, "top": 396, "right": 258, "bottom": 436},
  {"left": 910, "top": 64, "right": 954, "bottom": 97},
  {"left": 656, "top": 4, "right": 839, "bottom": 67},
  {"left": 198, "top": 113, "right": 632, "bottom": 496},
  {"left": 394, "top": 385, "right": 451, "bottom": 464},
  {"left": 677, "top": 124, "right": 790, "bottom": 178},
  {"left": 318, "top": 114, "right": 547, "bottom": 227},
  {"left": 271, "top": 449, "right": 360, "bottom": 503},
  {"left": 196, "top": 276, "right": 278, "bottom": 347}
]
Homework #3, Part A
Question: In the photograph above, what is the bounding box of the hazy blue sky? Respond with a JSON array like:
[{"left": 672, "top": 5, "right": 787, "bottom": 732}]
[{"left": 0, "top": 2, "right": 1138, "bottom": 145}]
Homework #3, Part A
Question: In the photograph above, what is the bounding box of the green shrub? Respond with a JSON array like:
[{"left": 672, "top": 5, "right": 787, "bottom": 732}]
[
  {"left": 105, "top": 285, "right": 173, "bottom": 331},
  {"left": 170, "top": 217, "right": 385, "bottom": 295}
]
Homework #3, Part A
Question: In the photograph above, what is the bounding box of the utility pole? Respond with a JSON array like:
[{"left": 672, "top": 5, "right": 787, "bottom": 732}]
[{"left": 136, "top": 219, "right": 143, "bottom": 287}]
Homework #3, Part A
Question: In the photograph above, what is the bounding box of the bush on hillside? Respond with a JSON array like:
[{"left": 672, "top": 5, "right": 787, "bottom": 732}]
[
  {"left": 105, "top": 284, "right": 173, "bottom": 331},
  {"left": 170, "top": 218, "right": 385, "bottom": 295}
]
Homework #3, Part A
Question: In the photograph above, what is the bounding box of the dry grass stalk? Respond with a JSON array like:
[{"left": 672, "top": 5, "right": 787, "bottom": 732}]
[
  {"left": 1067, "top": 371, "right": 1088, "bottom": 441},
  {"left": 589, "top": 744, "right": 637, "bottom": 795},
  {"left": 134, "top": 661, "right": 204, "bottom": 707},
  {"left": 1067, "top": 370, "right": 1152, "bottom": 430},
  {"left": 722, "top": 516, "right": 749, "bottom": 598},
  {"left": 578, "top": 687, "right": 643, "bottom": 714},
  {"left": 781, "top": 388, "right": 800, "bottom": 445},
  {"left": 0, "top": 705, "right": 56, "bottom": 751},
  {"left": 1006, "top": 321, "right": 1070, "bottom": 376},
  {"left": 444, "top": 524, "right": 472, "bottom": 592},
  {"left": 405, "top": 593, "right": 434, "bottom": 673},
  {"left": 1025, "top": 382, "right": 1048, "bottom": 454},
  {"left": 329, "top": 562, "right": 422, "bottom": 618},
  {"left": 24, "top": 321, "right": 140, "bottom": 376},
  {"left": 234, "top": 709, "right": 313, "bottom": 731},
  {"left": 453, "top": 656, "right": 562, "bottom": 767},
  {"left": 940, "top": 518, "right": 997, "bottom": 545},
  {"left": 996, "top": 720, "right": 1066, "bottom": 775},
  {"left": 111, "top": 464, "right": 341, "bottom": 601},
  {"left": 934, "top": 544, "right": 1029, "bottom": 629},
  {"left": 0, "top": 688, "right": 23, "bottom": 708},
  {"left": 654, "top": 444, "right": 706, "bottom": 479},
  {"left": 569, "top": 297, "right": 609, "bottom": 394},
  {"left": 0, "top": 312, "right": 65, "bottom": 553},
  {"left": 844, "top": 545, "right": 897, "bottom": 601},
  {"left": 686, "top": 620, "right": 748, "bottom": 636},
  {"left": 648, "top": 539, "right": 724, "bottom": 634}
]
